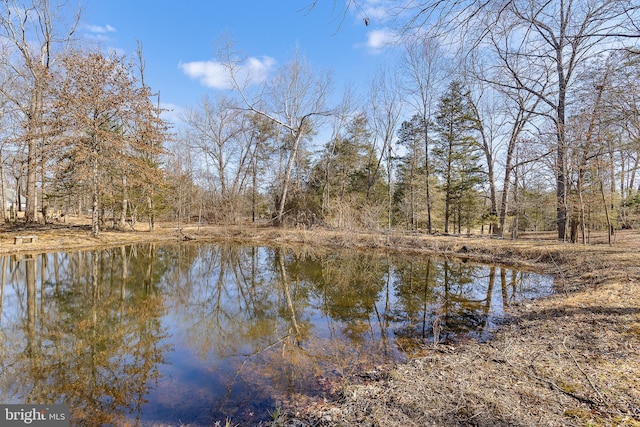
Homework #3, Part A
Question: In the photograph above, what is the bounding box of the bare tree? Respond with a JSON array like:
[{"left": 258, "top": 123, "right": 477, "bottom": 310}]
[
  {"left": 184, "top": 97, "right": 241, "bottom": 197},
  {"left": 369, "top": 67, "right": 403, "bottom": 230},
  {"left": 0, "top": 0, "right": 81, "bottom": 223},
  {"left": 220, "top": 42, "right": 333, "bottom": 226},
  {"left": 400, "top": 37, "right": 448, "bottom": 233},
  {"left": 410, "top": 0, "right": 640, "bottom": 240},
  {"left": 464, "top": 47, "right": 544, "bottom": 237},
  {"left": 316, "top": 86, "right": 358, "bottom": 220},
  {"left": 0, "top": 49, "right": 15, "bottom": 222},
  {"left": 184, "top": 95, "right": 267, "bottom": 223},
  {"left": 462, "top": 81, "right": 499, "bottom": 233}
]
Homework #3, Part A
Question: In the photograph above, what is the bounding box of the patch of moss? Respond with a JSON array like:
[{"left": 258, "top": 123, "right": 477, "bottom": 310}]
[
  {"left": 626, "top": 322, "right": 640, "bottom": 336},
  {"left": 565, "top": 408, "right": 640, "bottom": 426},
  {"left": 557, "top": 380, "right": 580, "bottom": 394},
  {"left": 611, "top": 416, "right": 640, "bottom": 427},
  {"left": 564, "top": 407, "right": 598, "bottom": 424}
]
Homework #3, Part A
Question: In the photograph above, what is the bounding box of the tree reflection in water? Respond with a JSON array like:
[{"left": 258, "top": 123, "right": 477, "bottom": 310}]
[
  {"left": 0, "top": 247, "right": 169, "bottom": 426},
  {"left": 0, "top": 243, "right": 552, "bottom": 426}
]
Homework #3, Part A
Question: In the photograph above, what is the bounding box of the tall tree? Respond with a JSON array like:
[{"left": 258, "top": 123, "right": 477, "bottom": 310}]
[
  {"left": 52, "top": 51, "right": 166, "bottom": 236},
  {"left": 369, "top": 68, "right": 402, "bottom": 229},
  {"left": 184, "top": 95, "right": 244, "bottom": 222},
  {"left": 0, "top": 0, "right": 80, "bottom": 223},
  {"left": 433, "top": 80, "right": 484, "bottom": 234},
  {"left": 400, "top": 37, "right": 447, "bottom": 233},
  {"left": 0, "top": 50, "right": 16, "bottom": 222},
  {"left": 395, "top": 114, "right": 427, "bottom": 230},
  {"left": 309, "top": 113, "right": 383, "bottom": 228},
  {"left": 221, "top": 43, "right": 332, "bottom": 226},
  {"left": 313, "top": 88, "right": 357, "bottom": 221}
]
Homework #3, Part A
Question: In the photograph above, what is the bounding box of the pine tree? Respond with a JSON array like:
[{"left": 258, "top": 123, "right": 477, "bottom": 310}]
[
  {"left": 308, "top": 113, "right": 386, "bottom": 228},
  {"left": 433, "top": 81, "right": 485, "bottom": 234},
  {"left": 395, "top": 114, "right": 427, "bottom": 230}
]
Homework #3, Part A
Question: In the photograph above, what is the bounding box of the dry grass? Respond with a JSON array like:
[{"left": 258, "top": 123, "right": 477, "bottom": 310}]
[
  {"left": 2, "top": 218, "right": 639, "bottom": 426},
  {"left": 261, "top": 230, "right": 640, "bottom": 427}
]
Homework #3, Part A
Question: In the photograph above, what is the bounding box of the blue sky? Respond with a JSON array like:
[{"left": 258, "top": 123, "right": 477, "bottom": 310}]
[{"left": 81, "top": 1, "right": 397, "bottom": 124}]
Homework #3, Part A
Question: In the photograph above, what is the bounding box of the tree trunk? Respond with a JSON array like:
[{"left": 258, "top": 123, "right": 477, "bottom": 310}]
[
  {"left": 276, "top": 125, "right": 305, "bottom": 226},
  {"left": 600, "top": 178, "right": 612, "bottom": 247},
  {"left": 511, "top": 158, "right": 520, "bottom": 239},
  {"left": 410, "top": 156, "right": 416, "bottom": 229},
  {"left": 556, "top": 123, "right": 568, "bottom": 241},
  {"left": 0, "top": 152, "right": 6, "bottom": 223},
  {"left": 147, "top": 194, "right": 155, "bottom": 231},
  {"left": 387, "top": 140, "right": 393, "bottom": 230},
  {"left": 16, "top": 177, "right": 21, "bottom": 214},
  {"left": 252, "top": 156, "right": 257, "bottom": 223},
  {"left": 91, "top": 155, "right": 99, "bottom": 237},
  {"left": 119, "top": 175, "right": 128, "bottom": 229},
  {"left": 25, "top": 115, "right": 39, "bottom": 223},
  {"left": 498, "top": 141, "right": 515, "bottom": 238},
  {"left": 444, "top": 136, "right": 453, "bottom": 234},
  {"left": 424, "top": 121, "right": 432, "bottom": 233}
]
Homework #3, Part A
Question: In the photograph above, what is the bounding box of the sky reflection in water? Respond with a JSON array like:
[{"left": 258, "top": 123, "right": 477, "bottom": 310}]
[{"left": 0, "top": 243, "right": 553, "bottom": 425}]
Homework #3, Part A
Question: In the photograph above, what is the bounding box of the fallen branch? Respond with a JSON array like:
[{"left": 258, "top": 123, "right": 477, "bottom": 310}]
[
  {"left": 562, "top": 336, "right": 606, "bottom": 404},
  {"left": 502, "top": 358, "right": 600, "bottom": 407}
]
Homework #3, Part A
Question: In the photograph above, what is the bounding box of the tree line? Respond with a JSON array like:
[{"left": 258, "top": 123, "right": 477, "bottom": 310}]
[
  {"left": 0, "top": 0, "right": 167, "bottom": 236},
  {"left": 2, "top": 0, "right": 640, "bottom": 242}
]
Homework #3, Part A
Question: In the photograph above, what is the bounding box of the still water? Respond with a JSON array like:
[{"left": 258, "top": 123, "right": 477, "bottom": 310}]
[{"left": 0, "top": 242, "right": 553, "bottom": 426}]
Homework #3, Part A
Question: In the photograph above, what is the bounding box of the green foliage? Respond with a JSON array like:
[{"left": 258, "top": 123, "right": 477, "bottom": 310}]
[
  {"left": 394, "top": 114, "right": 429, "bottom": 229},
  {"left": 307, "top": 113, "right": 388, "bottom": 228},
  {"left": 623, "top": 193, "right": 640, "bottom": 213},
  {"left": 432, "top": 81, "right": 486, "bottom": 233}
]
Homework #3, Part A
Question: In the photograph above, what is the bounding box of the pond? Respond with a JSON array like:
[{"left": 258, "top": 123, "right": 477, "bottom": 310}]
[{"left": 0, "top": 242, "right": 553, "bottom": 426}]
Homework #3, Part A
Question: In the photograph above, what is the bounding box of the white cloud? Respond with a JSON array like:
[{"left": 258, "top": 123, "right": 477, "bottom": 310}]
[
  {"left": 356, "top": 28, "right": 397, "bottom": 53},
  {"left": 84, "top": 24, "right": 116, "bottom": 34},
  {"left": 368, "top": 29, "right": 394, "bottom": 48},
  {"left": 83, "top": 24, "right": 116, "bottom": 43},
  {"left": 361, "top": 0, "right": 391, "bottom": 21},
  {"left": 363, "top": 6, "right": 388, "bottom": 20},
  {"left": 179, "top": 56, "right": 276, "bottom": 90},
  {"left": 179, "top": 61, "right": 230, "bottom": 89}
]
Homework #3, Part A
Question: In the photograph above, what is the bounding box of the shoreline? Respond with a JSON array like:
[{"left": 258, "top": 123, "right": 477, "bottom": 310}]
[{"left": 1, "top": 221, "right": 639, "bottom": 426}]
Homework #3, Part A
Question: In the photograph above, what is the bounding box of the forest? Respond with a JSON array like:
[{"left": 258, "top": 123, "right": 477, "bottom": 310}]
[{"left": 1, "top": 0, "right": 640, "bottom": 243}]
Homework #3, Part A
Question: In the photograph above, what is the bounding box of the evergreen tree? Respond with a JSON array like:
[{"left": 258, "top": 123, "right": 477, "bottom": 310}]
[
  {"left": 308, "top": 113, "right": 386, "bottom": 228},
  {"left": 433, "top": 81, "right": 485, "bottom": 234},
  {"left": 395, "top": 114, "right": 427, "bottom": 229}
]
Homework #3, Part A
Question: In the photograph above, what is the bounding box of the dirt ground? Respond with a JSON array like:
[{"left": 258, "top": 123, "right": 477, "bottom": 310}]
[{"left": 2, "top": 218, "right": 639, "bottom": 426}]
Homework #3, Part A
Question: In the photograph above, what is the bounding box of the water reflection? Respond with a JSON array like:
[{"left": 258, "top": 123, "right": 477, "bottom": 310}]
[
  {"left": 0, "top": 243, "right": 553, "bottom": 426},
  {"left": 0, "top": 248, "right": 168, "bottom": 426}
]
